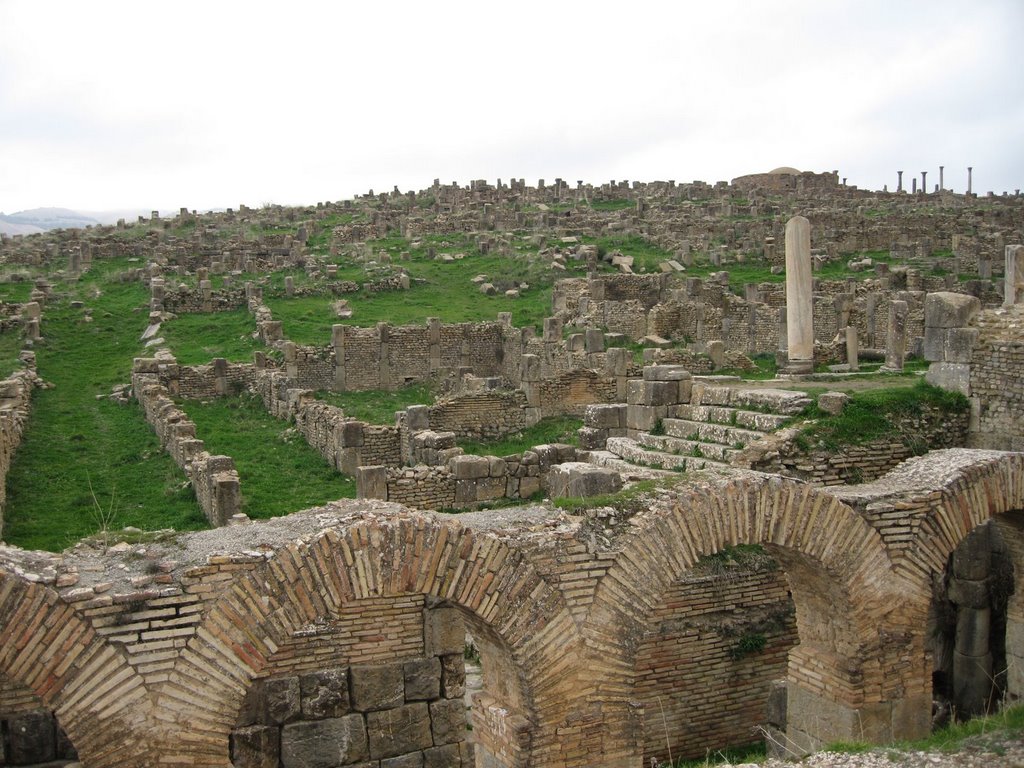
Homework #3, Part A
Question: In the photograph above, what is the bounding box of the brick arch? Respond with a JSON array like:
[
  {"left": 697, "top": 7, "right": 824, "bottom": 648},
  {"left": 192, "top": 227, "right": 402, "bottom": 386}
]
[
  {"left": 586, "top": 474, "right": 919, "bottom": 757},
  {"left": 898, "top": 450, "right": 1024, "bottom": 582},
  {"left": 0, "top": 570, "right": 152, "bottom": 767},
  {"left": 157, "top": 511, "right": 583, "bottom": 766}
]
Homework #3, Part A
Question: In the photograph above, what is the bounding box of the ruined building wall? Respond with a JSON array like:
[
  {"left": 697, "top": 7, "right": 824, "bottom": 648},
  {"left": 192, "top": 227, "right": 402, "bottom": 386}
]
[
  {"left": 230, "top": 596, "right": 471, "bottom": 768},
  {"left": 0, "top": 366, "right": 37, "bottom": 538},
  {"left": 969, "top": 306, "right": 1024, "bottom": 451},
  {"left": 132, "top": 361, "right": 242, "bottom": 526},
  {"left": 635, "top": 563, "right": 796, "bottom": 762}
]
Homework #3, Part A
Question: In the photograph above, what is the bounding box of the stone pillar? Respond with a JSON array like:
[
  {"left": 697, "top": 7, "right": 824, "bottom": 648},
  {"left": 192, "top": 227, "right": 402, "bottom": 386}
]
[
  {"left": 332, "top": 325, "right": 346, "bottom": 391},
  {"left": 285, "top": 276, "right": 295, "bottom": 297},
  {"left": 912, "top": 178, "right": 918, "bottom": 194},
  {"left": 921, "top": 171, "right": 927, "bottom": 192},
  {"left": 884, "top": 300, "right": 908, "bottom": 371},
  {"left": 427, "top": 317, "right": 442, "bottom": 373},
  {"left": 1005, "top": 244, "right": 1024, "bottom": 306},
  {"left": 967, "top": 167, "right": 973, "bottom": 195},
  {"left": 845, "top": 326, "right": 859, "bottom": 371},
  {"left": 939, "top": 165, "right": 945, "bottom": 191},
  {"left": 784, "top": 216, "right": 813, "bottom": 374},
  {"left": 897, "top": 171, "right": 903, "bottom": 193},
  {"left": 951, "top": 525, "right": 994, "bottom": 718},
  {"left": 378, "top": 322, "right": 392, "bottom": 391}
]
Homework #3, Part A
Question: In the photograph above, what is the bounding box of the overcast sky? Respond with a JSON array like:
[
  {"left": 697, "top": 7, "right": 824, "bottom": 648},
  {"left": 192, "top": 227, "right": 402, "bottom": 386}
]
[{"left": 1, "top": 0, "right": 1022, "bottom": 215}]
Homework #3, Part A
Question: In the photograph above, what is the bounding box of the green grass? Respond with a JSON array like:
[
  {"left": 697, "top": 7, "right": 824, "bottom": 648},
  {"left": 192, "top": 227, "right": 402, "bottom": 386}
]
[
  {"left": 0, "top": 328, "right": 25, "bottom": 379},
  {"left": 316, "top": 383, "right": 435, "bottom": 425},
  {"left": 4, "top": 266, "right": 208, "bottom": 551},
  {"left": 799, "top": 380, "right": 969, "bottom": 451},
  {"left": 181, "top": 394, "right": 356, "bottom": 518},
  {"left": 264, "top": 234, "right": 558, "bottom": 344},
  {"left": 664, "top": 741, "right": 766, "bottom": 767},
  {"left": 586, "top": 199, "right": 634, "bottom": 212},
  {"left": 585, "top": 234, "right": 673, "bottom": 273},
  {"left": 457, "top": 417, "right": 581, "bottom": 456},
  {"left": 0, "top": 281, "right": 35, "bottom": 302},
  {"left": 894, "top": 703, "right": 1024, "bottom": 752},
  {"left": 159, "top": 308, "right": 261, "bottom": 364}
]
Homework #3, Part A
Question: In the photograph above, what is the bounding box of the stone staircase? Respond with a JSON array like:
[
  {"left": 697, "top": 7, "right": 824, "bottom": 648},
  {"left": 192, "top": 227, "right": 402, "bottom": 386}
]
[{"left": 599, "top": 380, "right": 812, "bottom": 474}]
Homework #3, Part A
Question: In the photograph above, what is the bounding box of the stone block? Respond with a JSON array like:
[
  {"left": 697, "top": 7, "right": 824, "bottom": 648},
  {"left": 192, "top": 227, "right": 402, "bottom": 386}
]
[
  {"left": 351, "top": 663, "right": 406, "bottom": 712},
  {"left": 766, "top": 680, "right": 787, "bottom": 727},
  {"left": 584, "top": 328, "right": 604, "bottom": 353},
  {"left": 643, "top": 380, "right": 677, "bottom": 406},
  {"left": 281, "top": 715, "right": 368, "bottom": 768},
  {"left": 426, "top": 605, "right": 465, "bottom": 656},
  {"left": 585, "top": 404, "right": 625, "bottom": 430},
  {"left": 626, "top": 378, "right": 645, "bottom": 405},
  {"left": 924, "top": 291, "right": 981, "bottom": 329},
  {"left": 368, "top": 703, "right": 433, "bottom": 759},
  {"left": 643, "top": 365, "right": 691, "bottom": 381},
  {"left": 944, "top": 327, "right": 979, "bottom": 363},
  {"left": 955, "top": 606, "right": 991, "bottom": 652},
  {"left": 487, "top": 456, "right": 507, "bottom": 477},
  {"left": 475, "top": 476, "right": 507, "bottom": 501},
  {"left": 518, "top": 475, "right": 541, "bottom": 498},
  {"left": 6, "top": 709, "right": 55, "bottom": 765},
  {"left": 382, "top": 753, "right": 425, "bottom": 768},
  {"left": 547, "top": 462, "right": 622, "bottom": 499},
  {"left": 922, "top": 325, "right": 945, "bottom": 362},
  {"left": 300, "top": 668, "right": 350, "bottom": 719},
  {"left": 449, "top": 454, "right": 490, "bottom": 480},
  {"left": 262, "top": 676, "right": 301, "bottom": 725},
  {"left": 677, "top": 379, "right": 693, "bottom": 403},
  {"left": 925, "top": 362, "right": 971, "bottom": 396},
  {"left": 440, "top": 653, "right": 467, "bottom": 699},
  {"left": 817, "top": 392, "right": 849, "bottom": 415},
  {"left": 341, "top": 420, "right": 365, "bottom": 447},
  {"left": 357, "top": 465, "right": 389, "bottom": 501},
  {"left": 405, "top": 657, "right": 442, "bottom": 701},
  {"left": 626, "top": 404, "right": 666, "bottom": 432},
  {"left": 424, "top": 743, "right": 462, "bottom": 768},
  {"left": 578, "top": 426, "right": 607, "bottom": 450},
  {"left": 430, "top": 698, "right": 468, "bottom": 745},
  {"left": 231, "top": 725, "right": 280, "bottom": 768}
]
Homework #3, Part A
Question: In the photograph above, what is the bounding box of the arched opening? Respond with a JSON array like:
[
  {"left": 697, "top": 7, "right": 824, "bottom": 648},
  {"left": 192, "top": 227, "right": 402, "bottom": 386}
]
[
  {"left": 227, "top": 593, "right": 528, "bottom": 768},
  {"left": 633, "top": 546, "right": 796, "bottom": 763},
  {"left": 929, "top": 509, "right": 1023, "bottom": 724},
  {"left": 0, "top": 673, "right": 78, "bottom": 766}
]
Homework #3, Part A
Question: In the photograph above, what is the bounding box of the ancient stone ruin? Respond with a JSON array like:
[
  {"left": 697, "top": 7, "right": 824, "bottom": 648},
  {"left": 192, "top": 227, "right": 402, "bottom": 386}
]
[{"left": 0, "top": 169, "right": 1021, "bottom": 766}]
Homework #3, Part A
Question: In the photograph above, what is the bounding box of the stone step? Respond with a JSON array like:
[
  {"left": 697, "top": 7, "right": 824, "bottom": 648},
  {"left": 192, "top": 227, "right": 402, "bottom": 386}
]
[
  {"left": 689, "top": 384, "right": 812, "bottom": 416},
  {"left": 671, "top": 404, "right": 791, "bottom": 432},
  {"left": 636, "top": 432, "right": 739, "bottom": 463},
  {"left": 662, "top": 418, "right": 763, "bottom": 449},
  {"left": 729, "top": 388, "right": 812, "bottom": 416},
  {"left": 579, "top": 450, "right": 681, "bottom": 480},
  {"left": 605, "top": 437, "right": 728, "bottom": 472}
]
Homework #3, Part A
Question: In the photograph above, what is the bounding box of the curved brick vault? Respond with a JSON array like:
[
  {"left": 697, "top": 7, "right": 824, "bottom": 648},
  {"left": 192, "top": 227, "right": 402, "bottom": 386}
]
[{"left": 0, "top": 449, "right": 1020, "bottom": 767}]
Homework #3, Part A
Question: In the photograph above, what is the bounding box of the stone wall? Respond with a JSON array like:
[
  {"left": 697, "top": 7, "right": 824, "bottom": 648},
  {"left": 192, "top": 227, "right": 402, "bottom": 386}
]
[
  {"left": 968, "top": 305, "right": 1024, "bottom": 450},
  {"left": 635, "top": 559, "right": 796, "bottom": 762},
  {"left": 230, "top": 595, "right": 471, "bottom": 768},
  {"left": 0, "top": 364, "right": 37, "bottom": 538},
  {"left": 0, "top": 453, "right": 1021, "bottom": 765},
  {"left": 736, "top": 404, "right": 970, "bottom": 485},
  {"left": 357, "top": 445, "right": 567, "bottom": 510},
  {"left": 132, "top": 359, "right": 242, "bottom": 525}
]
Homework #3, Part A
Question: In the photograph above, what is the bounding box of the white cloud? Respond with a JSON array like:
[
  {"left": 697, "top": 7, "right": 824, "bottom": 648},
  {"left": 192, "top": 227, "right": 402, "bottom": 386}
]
[{"left": 1, "top": 0, "right": 1021, "bottom": 212}]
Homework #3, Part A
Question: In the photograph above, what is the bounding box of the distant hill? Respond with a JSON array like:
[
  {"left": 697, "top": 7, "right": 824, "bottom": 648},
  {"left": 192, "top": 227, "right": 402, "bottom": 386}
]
[{"left": 0, "top": 207, "right": 101, "bottom": 234}]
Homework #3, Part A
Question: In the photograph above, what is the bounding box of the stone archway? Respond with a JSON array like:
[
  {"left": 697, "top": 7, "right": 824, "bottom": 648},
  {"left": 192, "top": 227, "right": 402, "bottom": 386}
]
[
  {"left": 156, "top": 511, "right": 584, "bottom": 766},
  {"left": 586, "top": 474, "right": 924, "bottom": 762},
  {"left": 0, "top": 572, "right": 151, "bottom": 767}
]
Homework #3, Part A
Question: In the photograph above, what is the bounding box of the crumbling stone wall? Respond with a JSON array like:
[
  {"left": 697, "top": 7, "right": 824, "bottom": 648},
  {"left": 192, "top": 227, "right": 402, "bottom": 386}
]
[
  {"left": 425, "top": 390, "right": 528, "bottom": 440},
  {"left": 968, "top": 305, "right": 1024, "bottom": 451},
  {"left": 133, "top": 359, "right": 241, "bottom": 525},
  {"left": 635, "top": 561, "right": 796, "bottom": 762},
  {"left": 735, "top": 404, "right": 969, "bottom": 485},
  {"left": 0, "top": 365, "right": 37, "bottom": 538},
  {"left": 230, "top": 595, "right": 471, "bottom": 768}
]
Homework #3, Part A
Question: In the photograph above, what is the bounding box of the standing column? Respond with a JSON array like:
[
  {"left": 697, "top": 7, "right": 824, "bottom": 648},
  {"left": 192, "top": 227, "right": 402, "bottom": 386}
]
[
  {"left": 897, "top": 171, "right": 904, "bottom": 193},
  {"left": 922, "top": 171, "right": 928, "bottom": 193},
  {"left": 968, "top": 167, "right": 973, "bottom": 195},
  {"left": 884, "top": 300, "right": 908, "bottom": 371},
  {"left": 1006, "top": 244, "right": 1024, "bottom": 307},
  {"left": 784, "top": 216, "right": 814, "bottom": 374},
  {"left": 939, "top": 165, "right": 945, "bottom": 191}
]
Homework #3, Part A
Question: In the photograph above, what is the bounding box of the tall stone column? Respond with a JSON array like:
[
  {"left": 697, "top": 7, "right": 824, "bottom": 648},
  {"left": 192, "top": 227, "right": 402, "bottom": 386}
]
[
  {"left": 939, "top": 165, "right": 945, "bottom": 191},
  {"left": 968, "top": 167, "right": 973, "bottom": 195},
  {"left": 784, "top": 216, "right": 814, "bottom": 374},
  {"left": 1005, "top": 244, "right": 1024, "bottom": 306},
  {"left": 884, "top": 300, "right": 908, "bottom": 371},
  {"left": 922, "top": 171, "right": 928, "bottom": 192},
  {"left": 897, "top": 171, "right": 904, "bottom": 193}
]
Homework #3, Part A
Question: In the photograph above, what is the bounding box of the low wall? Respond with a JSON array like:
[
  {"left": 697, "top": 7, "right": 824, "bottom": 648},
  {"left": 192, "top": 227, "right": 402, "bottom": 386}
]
[
  {"left": 736, "top": 404, "right": 969, "bottom": 485},
  {"left": 357, "top": 444, "right": 573, "bottom": 510},
  {"left": 133, "top": 359, "right": 241, "bottom": 525},
  {"left": 0, "top": 362, "right": 38, "bottom": 538}
]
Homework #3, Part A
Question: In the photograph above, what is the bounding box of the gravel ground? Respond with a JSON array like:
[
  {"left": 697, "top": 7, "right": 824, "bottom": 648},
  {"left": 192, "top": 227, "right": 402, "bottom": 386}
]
[{"left": 728, "top": 733, "right": 1024, "bottom": 767}]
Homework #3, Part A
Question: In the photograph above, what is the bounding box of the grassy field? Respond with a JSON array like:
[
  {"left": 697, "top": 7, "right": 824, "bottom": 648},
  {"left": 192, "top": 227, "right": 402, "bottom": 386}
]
[
  {"left": 315, "top": 383, "right": 436, "bottom": 425},
  {"left": 181, "top": 394, "right": 356, "bottom": 518},
  {"left": 159, "top": 308, "right": 261, "bottom": 365},
  {"left": 457, "top": 416, "right": 581, "bottom": 456},
  {"left": 4, "top": 264, "right": 208, "bottom": 551}
]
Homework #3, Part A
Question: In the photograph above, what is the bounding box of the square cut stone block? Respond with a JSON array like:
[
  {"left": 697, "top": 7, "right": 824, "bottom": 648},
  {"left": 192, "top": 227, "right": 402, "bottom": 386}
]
[
  {"left": 449, "top": 454, "right": 490, "bottom": 480},
  {"left": 404, "top": 657, "right": 442, "bottom": 701},
  {"left": 367, "top": 703, "right": 433, "bottom": 759},
  {"left": 281, "top": 715, "right": 368, "bottom": 768},
  {"left": 924, "top": 291, "right": 981, "bottom": 329},
  {"left": 351, "top": 663, "right": 405, "bottom": 712}
]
